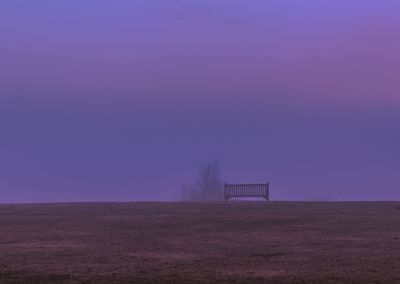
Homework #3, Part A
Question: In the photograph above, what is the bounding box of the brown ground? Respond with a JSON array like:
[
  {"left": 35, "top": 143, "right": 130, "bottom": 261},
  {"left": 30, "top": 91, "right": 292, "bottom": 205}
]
[{"left": 0, "top": 202, "right": 399, "bottom": 283}]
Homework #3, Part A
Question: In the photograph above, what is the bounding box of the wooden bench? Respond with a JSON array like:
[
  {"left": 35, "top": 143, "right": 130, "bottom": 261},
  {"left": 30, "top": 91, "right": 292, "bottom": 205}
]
[{"left": 224, "top": 183, "right": 270, "bottom": 201}]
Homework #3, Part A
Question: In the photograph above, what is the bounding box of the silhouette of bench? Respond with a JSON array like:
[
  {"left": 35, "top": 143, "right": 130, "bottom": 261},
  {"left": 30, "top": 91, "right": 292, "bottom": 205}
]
[{"left": 224, "top": 183, "right": 270, "bottom": 201}]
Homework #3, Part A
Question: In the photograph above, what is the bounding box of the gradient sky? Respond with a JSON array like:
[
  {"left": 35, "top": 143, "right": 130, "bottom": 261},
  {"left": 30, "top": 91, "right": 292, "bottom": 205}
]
[{"left": 1, "top": 0, "right": 399, "bottom": 202}]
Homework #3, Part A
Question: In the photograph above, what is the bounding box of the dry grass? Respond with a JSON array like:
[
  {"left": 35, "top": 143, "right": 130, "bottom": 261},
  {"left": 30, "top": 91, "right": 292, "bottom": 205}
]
[{"left": 0, "top": 202, "right": 399, "bottom": 283}]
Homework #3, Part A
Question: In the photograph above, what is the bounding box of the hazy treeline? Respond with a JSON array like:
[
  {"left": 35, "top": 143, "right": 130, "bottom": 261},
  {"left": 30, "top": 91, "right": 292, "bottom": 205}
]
[{"left": 181, "top": 160, "right": 223, "bottom": 201}]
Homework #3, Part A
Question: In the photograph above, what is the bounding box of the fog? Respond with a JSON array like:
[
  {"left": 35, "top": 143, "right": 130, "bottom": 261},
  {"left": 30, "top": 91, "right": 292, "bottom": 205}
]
[{"left": 1, "top": 1, "right": 399, "bottom": 202}]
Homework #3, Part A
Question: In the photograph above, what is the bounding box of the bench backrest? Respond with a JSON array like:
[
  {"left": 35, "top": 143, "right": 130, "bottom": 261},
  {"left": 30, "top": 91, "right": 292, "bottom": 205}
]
[{"left": 224, "top": 183, "right": 269, "bottom": 201}]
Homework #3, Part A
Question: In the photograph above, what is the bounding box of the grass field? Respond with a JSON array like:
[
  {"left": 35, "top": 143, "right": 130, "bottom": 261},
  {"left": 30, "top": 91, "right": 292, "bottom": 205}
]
[{"left": 0, "top": 202, "right": 399, "bottom": 283}]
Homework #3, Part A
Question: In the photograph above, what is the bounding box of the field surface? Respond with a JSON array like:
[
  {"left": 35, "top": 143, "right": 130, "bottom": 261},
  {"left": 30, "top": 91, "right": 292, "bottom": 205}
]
[{"left": 0, "top": 202, "right": 399, "bottom": 283}]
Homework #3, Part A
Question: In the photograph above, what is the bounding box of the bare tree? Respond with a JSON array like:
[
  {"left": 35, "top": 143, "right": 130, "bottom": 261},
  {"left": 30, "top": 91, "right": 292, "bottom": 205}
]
[{"left": 181, "top": 160, "right": 223, "bottom": 201}]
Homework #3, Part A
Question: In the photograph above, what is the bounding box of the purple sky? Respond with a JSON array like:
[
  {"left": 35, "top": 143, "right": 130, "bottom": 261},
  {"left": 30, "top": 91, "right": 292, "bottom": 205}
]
[{"left": 1, "top": 1, "right": 399, "bottom": 202}]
